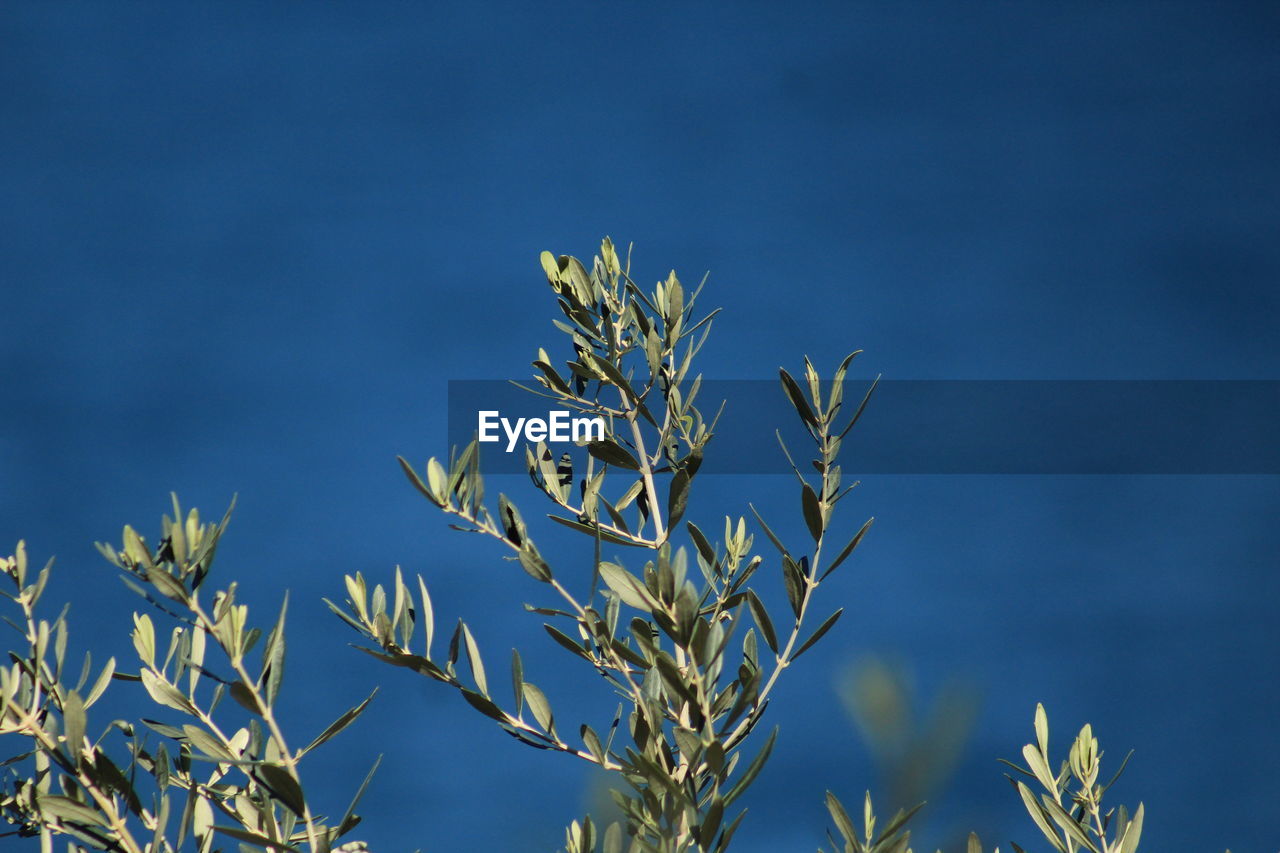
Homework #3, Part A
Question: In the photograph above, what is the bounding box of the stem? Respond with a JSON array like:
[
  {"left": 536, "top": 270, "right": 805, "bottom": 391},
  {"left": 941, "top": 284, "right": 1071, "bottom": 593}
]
[{"left": 620, "top": 388, "right": 666, "bottom": 545}]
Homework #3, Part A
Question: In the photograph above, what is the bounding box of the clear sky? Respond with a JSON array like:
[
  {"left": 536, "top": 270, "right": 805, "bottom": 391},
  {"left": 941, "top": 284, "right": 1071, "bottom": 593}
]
[{"left": 2, "top": 3, "right": 1278, "bottom": 851}]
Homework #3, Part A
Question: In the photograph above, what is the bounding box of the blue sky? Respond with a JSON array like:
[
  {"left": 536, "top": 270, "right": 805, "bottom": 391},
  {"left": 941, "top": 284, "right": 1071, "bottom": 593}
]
[{"left": 2, "top": 3, "right": 1278, "bottom": 851}]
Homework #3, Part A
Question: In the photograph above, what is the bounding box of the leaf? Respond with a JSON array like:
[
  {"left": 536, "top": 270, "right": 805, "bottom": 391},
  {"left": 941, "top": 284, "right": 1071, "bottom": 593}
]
[
  {"left": 338, "top": 754, "right": 383, "bottom": 835},
  {"left": 1035, "top": 702, "right": 1050, "bottom": 760},
  {"left": 145, "top": 566, "right": 189, "bottom": 604},
  {"left": 140, "top": 669, "right": 194, "bottom": 714},
  {"left": 510, "top": 648, "right": 524, "bottom": 715},
  {"left": 213, "top": 825, "right": 299, "bottom": 851},
  {"left": 779, "top": 368, "right": 818, "bottom": 427},
  {"left": 302, "top": 688, "right": 378, "bottom": 755},
  {"left": 182, "top": 725, "right": 236, "bottom": 761},
  {"left": 229, "top": 681, "right": 263, "bottom": 715},
  {"left": 62, "top": 690, "right": 86, "bottom": 764},
  {"left": 517, "top": 546, "right": 553, "bottom": 582},
  {"left": 523, "top": 682, "right": 554, "bottom": 734},
  {"left": 1119, "top": 802, "right": 1144, "bottom": 853},
  {"left": 36, "top": 794, "right": 105, "bottom": 827},
  {"left": 84, "top": 656, "right": 115, "bottom": 707},
  {"left": 724, "top": 727, "right": 777, "bottom": 806},
  {"left": 686, "top": 522, "right": 716, "bottom": 567},
  {"left": 460, "top": 688, "right": 506, "bottom": 722},
  {"left": 585, "top": 352, "right": 638, "bottom": 402},
  {"left": 397, "top": 456, "right": 436, "bottom": 504},
  {"left": 1022, "top": 743, "right": 1058, "bottom": 794},
  {"left": 748, "top": 504, "right": 789, "bottom": 558},
  {"left": 667, "top": 468, "right": 691, "bottom": 529},
  {"left": 461, "top": 623, "right": 488, "bottom": 696},
  {"left": 547, "top": 514, "right": 642, "bottom": 547},
  {"left": 824, "top": 791, "right": 857, "bottom": 843},
  {"left": 599, "top": 562, "right": 656, "bottom": 611},
  {"left": 544, "top": 624, "right": 592, "bottom": 662},
  {"left": 745, "top": 590, "right": 777, "bottom": 654},
  {"left": 417, "top": 575, "right": 435, "bottom": 656},
  {"left": 586, "top": 439, "right": 641, "bottom": 471},
  {"left": 255, "top": 763, "right": 306, "bottom": 817},
  {"left": 820, "top": 517, "right": 873, "bottom": 580},
  {"left": 792, "top": 608, "right": 843, "bottom": 661},
  {"left": 260, "top": 592, "right": 288, "bottom": 707},
  {"left": 781, "top": 556, "right": 806, "bottom": 620},
  {"left": 800, "top": 484, "right": 824, "bottom": 543},
  {"left": 1015, "top": 781, "right": 1067, "bottom": 853}
]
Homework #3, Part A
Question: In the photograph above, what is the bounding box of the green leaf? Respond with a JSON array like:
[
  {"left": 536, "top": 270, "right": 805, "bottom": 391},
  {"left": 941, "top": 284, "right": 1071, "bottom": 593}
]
[
  {"left": 748, "top": 504, "right": 790, "bottom": 558},
  {"left": 586, "top": 439, "right": 641, "bottom": 471},
  {"left": 398, "top": 455, "right": 437, "bottom": 504},
  {"left": 510, "top": 648, "right": 524, "bottom": 715},
  {"left": 820, "top": 517, "right": 873, "bottom": 580},
  {"left": 229, "top": 680, "right": 263, "bottom": 715},
  {"left": 544, "top": 624, "right": 592, "bottom": 662},
  {"left": 417, "top": 574, "right": 435, "bottom": 656},
  {"left": 824, "top": 791, "right": 857, "bottom": 843},
  {"left": 84, "top": 656, "right": 115, "bottom": 707},
  {"left": 801, "top": 484, "right": 824, "bottom": 543},
  {"left": 779, "top": 368, "right": 818, "bottom": 427},
  {"left": 145, "top": 566, "right": 189, "bottom": 604},
  {"left": 260, "top": 592, "right": 288, "bottom": 707},
  {"left": 745, "top": 590, "right": 778, "bottom": 654},
  {"left": 36, "top": 794, "right": 105, "bottom": 828},
  {"left": 781, "top": 555, "right": 806, "bottom": 620},
  {"left": 461, "top": 623, "right": 488, "bottom": 696},
  {"left": 255, "top": 763, "right": 306, "bottom": 818},
  {"left": 140, "top": 669, "right": 194, "bottom": 714},
  {"left": 1022, "top": 743, "right": 1058, "bottom": 794},
  {"left": 724, "top": 727, "right": 777, "bottom": 806},
  {"left": 182, "top": 724, "right": 236, "bottom": 761},
  {"left": 599, "top": 562, "right": 656, "bottom": 611},
  {"left": 517, "top": 545, "right": 553, "bottom": 582},
  {"left": 686, "top": 522, "right": 716, "bottom": 567},
  {"left": 792, "top": 608, "right": 843, "bottom": 661},
  {"left": 302, "top": 688, "right": 378, "bottom": 755},
  {"left": 667, "top": 468, "right": 691, "bottom": 529},
  {"left": 1041, "top": 795, "right": 1098, "bottom": 853},
  {"left": 213, "top": 825, "right": 300, "bottom": 851},
  {"left": 1119, "top": 802, "right": 1144, "bottom": 853},
  {"left": 338, "top": 754, "right": 382, "bottom": 835},
  {"left": 1034, "top": 702, "right": 1050, "bottom": 760},
  {"left": 460, "top": 688, "right": 506, "bottom": 722},
  {"left": 585, "top": 352, "right": 638, "bottom": 402},
  {"left": 523, "top": 682, "right": 554, "bottom": 734},
  {"left": 62, "top": 690, "right": 86, "bottom": 764},
  {"left": 1015, "top": 781, "right": 1067, "bottom": 853},
  {"left": 547, "top": 514, "right": 642, "bottom": 547}
]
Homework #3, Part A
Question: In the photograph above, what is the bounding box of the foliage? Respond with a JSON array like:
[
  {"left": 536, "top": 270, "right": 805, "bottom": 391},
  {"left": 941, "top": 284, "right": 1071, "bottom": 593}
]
[
  {"left": 1, "top": 498, "right": 376, "bottom": 853},
  {"left": 332, "top": 237, "right": 877, "bottom": 852},
  {"left": 1, "top": 237, "right": 1167, "bottom": 853}
]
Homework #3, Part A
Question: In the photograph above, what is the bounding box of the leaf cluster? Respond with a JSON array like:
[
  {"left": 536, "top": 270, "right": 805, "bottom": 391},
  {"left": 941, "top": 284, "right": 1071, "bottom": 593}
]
[
  {"left": 335, "top": 239, "right": 878, "bottom": 853},
  {"left": 1, "top": 496, "right": 376, "bottom": 853}
]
